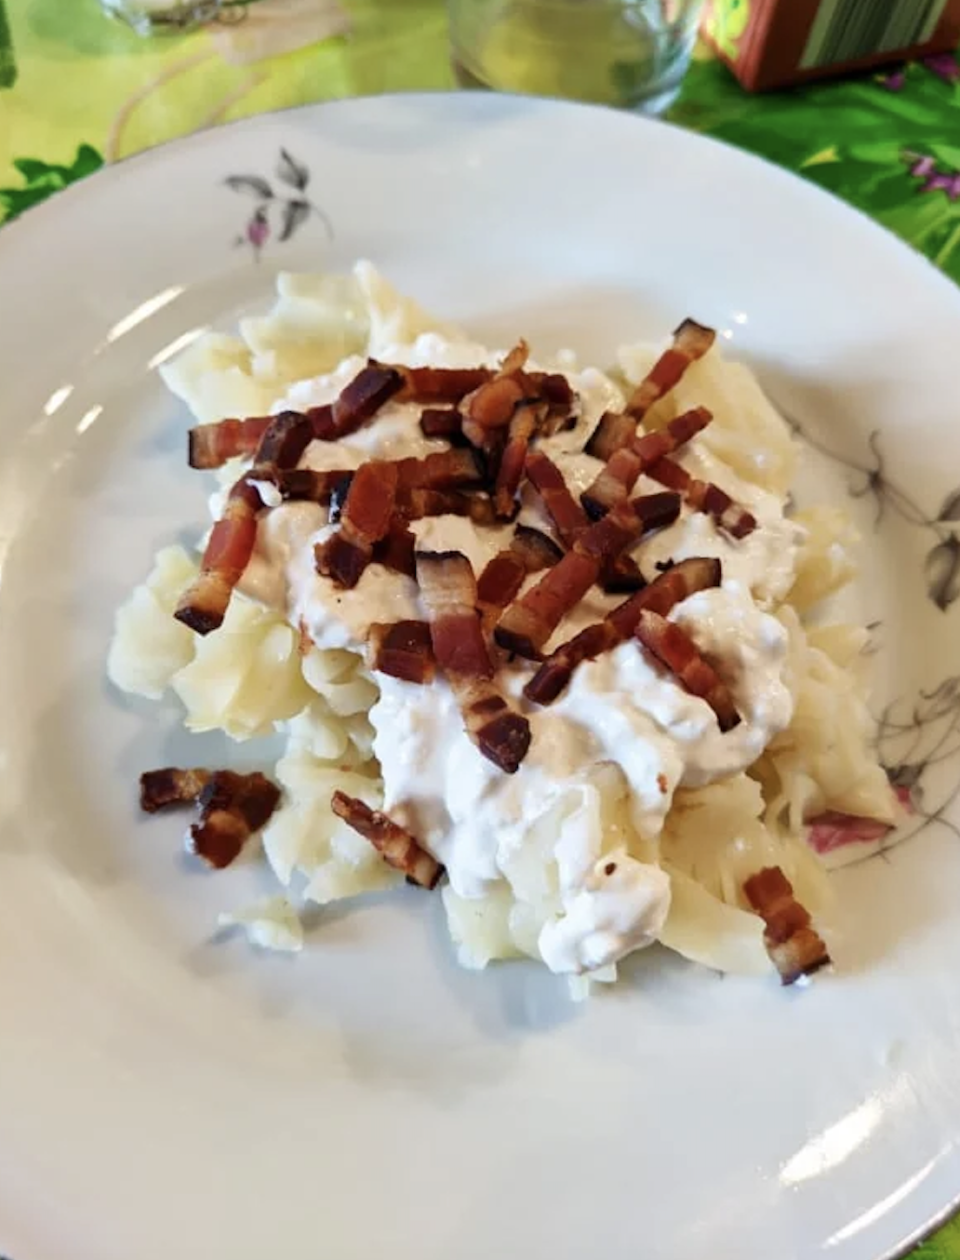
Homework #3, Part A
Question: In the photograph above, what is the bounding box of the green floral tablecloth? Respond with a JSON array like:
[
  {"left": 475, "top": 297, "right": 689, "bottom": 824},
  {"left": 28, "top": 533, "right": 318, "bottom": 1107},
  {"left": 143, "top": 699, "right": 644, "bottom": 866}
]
[{"left": 1, "top": 2, "right": 958, "bottom": 1255}]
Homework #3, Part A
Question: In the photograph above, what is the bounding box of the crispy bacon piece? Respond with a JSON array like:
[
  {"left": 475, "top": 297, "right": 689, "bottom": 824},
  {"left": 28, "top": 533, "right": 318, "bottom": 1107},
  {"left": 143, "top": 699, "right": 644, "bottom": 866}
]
[
  {"left": 139, "top": 767, "right": 211, "bottom": 813},
  {"left": 140, "top": 767, "right": 281, "bottom": 870},
  {"left": 373, "top": 522, "right": 416, "bottom": 577},
  {"left": 495, "top": 401, "right": 546, "bottom": 519},
  {"left": 634, "top": 610, "right": 740, "bottom": 731},
  {"left": 743, "top": 866, "right": 831, "bottom": 986},
  {"left": 253, "top": 409, "right": 315, "bottom": 468},
  {"left": 419, "top": 407, "right": 464, "bottom": 440},
  {"left": 331, "top": 791, "right": 444, "bottom": 889},
  {"left": 394, "top": 448, "right": 484, "bottom": 491},
  {"left": 190, "top": 770, "right": 281, "bottom": 869},
  {"left": 176, "top": 411, "right": 315, "bottom": 635},
  {"left": 581, "top": 406, "right": 713, "bottom": 519},
  {"left": 494, "top": 493, "right": 680, "bottom": 659},
  {"left": 174, "top": 475, "right": 262, "bottom": 634},
  {"left": 188, "top": 416, "right": 272, "bottom": 469},
  {"left": 270, "top": 467, "right": 354, "bottom": 505},
  {"left": 525, "top": 448, "right": 590, "bottom": 547},
  {"left": 647, "top": 456, "right": 757, "bottom": 538},
  {"left": 584, "top": 410, "right": 636, "bottom": 463},
  {"left": 524, "top": 556, "right": 722, "bottom": 704},
  {"left": 396, "top": 488, "right": 498, "bottom": 525},
  {"left": 316, "top": 460, "right": 399, "bottom": 588},
  {"left": 416, "top": 550, "right": 531, "bottom": 773},
  {"left": 395, "top": 365, "right": 494, "bottom": 404},
  {"left": 477, "top": 525, "right": 563, "bottom": 614},
  {"left": 459, "top": 342, "right": 533, "bottom": 479},
  {"left": 368, "top": 619, "right": 436, "bottom": 684},
  {"left": 309, "top": 362, "right": 404, "bottom": 442}
]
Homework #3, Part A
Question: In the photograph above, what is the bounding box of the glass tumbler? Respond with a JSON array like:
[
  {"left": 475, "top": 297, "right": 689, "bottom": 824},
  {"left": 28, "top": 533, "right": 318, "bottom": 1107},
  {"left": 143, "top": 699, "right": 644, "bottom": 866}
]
[
  {"left": 449, "top": 0, "right": 705, "bottom": 114},
  {"left": 100, "top": 0, "right": 246, "bottom": 36}
]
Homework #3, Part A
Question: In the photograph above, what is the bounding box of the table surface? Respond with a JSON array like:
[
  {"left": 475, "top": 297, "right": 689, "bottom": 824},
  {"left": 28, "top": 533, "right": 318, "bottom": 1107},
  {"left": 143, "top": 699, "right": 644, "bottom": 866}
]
[{"left": 1, "top": 2, "right": 958, "bottom": 1256}]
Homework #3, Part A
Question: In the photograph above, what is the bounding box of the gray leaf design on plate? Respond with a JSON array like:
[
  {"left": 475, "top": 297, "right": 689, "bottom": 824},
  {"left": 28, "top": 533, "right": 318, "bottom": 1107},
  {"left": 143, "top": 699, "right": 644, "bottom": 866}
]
[
  {"left": 277, "top": 148, "right": 310, "bottom": 191},
  {"left": 278, "top": 198, "right": 311, "bottom": 243},
  {"left": 936, "top": 487, "right": 960, "bottom": 521},
  {"left": 225, "top": 175, "right": 273, "bottom": 199},
  {"left": 925, "top": 533, "right": 960, "bottom": 611}
]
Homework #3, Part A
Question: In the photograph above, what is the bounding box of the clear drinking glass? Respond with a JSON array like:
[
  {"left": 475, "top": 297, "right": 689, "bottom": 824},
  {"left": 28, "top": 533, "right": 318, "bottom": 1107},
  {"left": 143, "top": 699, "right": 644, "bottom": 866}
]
[
  {"left": 449, "top": 0, "right": 705, "bottom": 114},
  {"left": 100, "top": 0, "right": 245, "bottom": 36}
]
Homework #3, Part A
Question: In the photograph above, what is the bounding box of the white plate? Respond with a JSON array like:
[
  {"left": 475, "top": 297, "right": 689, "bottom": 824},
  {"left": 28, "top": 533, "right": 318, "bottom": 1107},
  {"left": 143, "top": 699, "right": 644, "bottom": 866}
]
[{"left": 2, "top": 93, "right": 960, "bottom": 1260}]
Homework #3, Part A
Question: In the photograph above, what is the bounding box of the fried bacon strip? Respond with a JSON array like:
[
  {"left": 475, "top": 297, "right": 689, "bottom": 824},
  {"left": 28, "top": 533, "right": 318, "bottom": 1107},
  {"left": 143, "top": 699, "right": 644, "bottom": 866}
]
[
  {"left": 394, "top": 365, "right": 493, "bottom": 404},
  {"left": 316, "top": 460, "right": 399, "bottom": 588},
  {"left": 477, "top": 525, "right": 563, "bottom": 616},
  {"left": 743, "top": 866, "right": 831, "bottom": 986},
  {"left": 525, "top": 448, "right": 590, "bottom": 547},
  {"left": 188, "top": 416, "right": 272, "bottom": 469},
  {"left": 394, "top": 448, "right": 484, "bottom": 491},
  {"left": 524, "top": 556, "right": 722, "bottom": 704},
  {"left": 494, "top": 493, "right": 681, "bottom": 659},
  {"left": 459, "top": 342, "right": 533, "bottom": 478},
  {"left": 419, "top": 407, "right": 464, "bottom": 440},
  {"left": 372, "top": 522, "right": 417, "bottom": 577},
  {"left": 331, "top": 791, "right": 444, "bottom": 889},
  {"left": 368, "top": 619, "right": 436, "bottom": 684},
  {"left": 396, "top": 488, "right": 498, "bottom": 525},
  {"left": 634, "top": 610, "right": 741, "bottom": 731},
  {"left": 139, "top": 767, "right": 211, "bottom": 812},
  {"left": 270, "top": 467, "right": 354, "bottom": 505},
  {"left": 176, "top": 412, "right": 316, "bottom": 635},
  {"left": 494, "top": 400, "right": 547, "bottom": 518},
  {"left": 416, "top": 550, "right": 531, "bottom": 773},
  {"left": 581, "top": 406, "right": 713, "bottom": 519},
  {"left": 522, "top": 448, "right": 644, "bottom": 593},
  {"left": 139, "top": 768, "right": 281, "bottom": 870},
  {"left": 585, "top": 318, "right": 716, "bottom": 460},
  {"left": 310, "top": 363, "right": 404, "bottom": 441},
  {"left": 646, "top": 456, "right": 758, "bottom": 539}
]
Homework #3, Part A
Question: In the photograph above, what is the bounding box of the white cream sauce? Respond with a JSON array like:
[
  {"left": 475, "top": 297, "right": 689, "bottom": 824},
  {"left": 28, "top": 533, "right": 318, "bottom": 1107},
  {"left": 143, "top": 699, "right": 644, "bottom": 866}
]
[{"left": 234, "top": 332, "right": 800, "bottom": 974}]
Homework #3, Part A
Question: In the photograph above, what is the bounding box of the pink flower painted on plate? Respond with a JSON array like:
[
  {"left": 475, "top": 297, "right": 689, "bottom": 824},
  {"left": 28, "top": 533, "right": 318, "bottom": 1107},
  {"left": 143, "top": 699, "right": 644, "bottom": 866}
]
[{"left": 225, "top": 148, "right": 333, "bottom": 261}]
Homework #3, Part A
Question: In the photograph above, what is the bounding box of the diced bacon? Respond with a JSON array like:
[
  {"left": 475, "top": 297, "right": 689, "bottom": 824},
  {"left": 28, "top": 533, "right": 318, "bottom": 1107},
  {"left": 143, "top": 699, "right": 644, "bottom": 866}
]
[
  {"left": 581, "top": 407, "right": 712, "bottom": 518},
  {"left": 805, "top": 810, "right": 895, "bottom": 856},
  {"left": 252, "top": 409, "right": 315, "bottom": 468},
  {"left": 494, "top": 493, "right": 680, "bottom": 659},
  {"left": 624, "top": 318, "right": 716, "bottom": 419},
  {"left": 647, "top": 456, "right": 757, "bottom": 539},
  {"left": 368, "top": 620, "right": 435, "bottom": 684},
  {"left": 331, "top": 791, "right": 444, "bottom": 889},
  {"left": 583, "top": 319, "right": 715, "bottom": 458},
  {"left": 174, "top": 475, "right": 261, "bottom": 634},
  {"left": 188, "top": 416, "right": 272, "bottom": 469},
  {"left": 373, "top": 522, "right": 416, "bottom": 577},
  {"left": 396, "top": 488, "right": 497, "bottom": 525},
  {"left": 743, "top": 866, "right": 831, "bottom": 986},
  {"left": 177, "top": 410, "right": 317, "bottom": 634},
  {"left": 139, "top": 767, "right": 211, "bottom": 812},
  {"left": 585, "top": 410, "right": 637, "bottom": 462},
  {"left": 634, "top": 610, "right": 740, "bottom": 731},
  {"left": 140, "top": 767, "right": 280, "bottom": 871},
  {"left": 394, "top": 448, "right": 484, "bottom": 491},
  {"left": 416, "top": 550, "right": 531, "bottom": 773},
  {"left": 495, "top": 401, "right": 546, "bottom": 519},
  {"left": 316, "top": 460, "right": 399, "bottom": 588},
  {"left": 525, "top": 448, "right": 590, "bottom": 547},
  {"left": 477, "top": 525, "right": 563, "bottom": 614},
  {"left": 524, "top": 556, "right": 721, "bottom": 704},
  {"left": 271, "top": 467, "right": 354, "bottom": 505},
  {"left": 419, "top": 407, "right": 464, "bottom": 440},
  {"left": 395, "top": 365, "right": 494, "bottom": 404},
  {"left": 308, "top": 363, "right": 404, "bottom": 442}
]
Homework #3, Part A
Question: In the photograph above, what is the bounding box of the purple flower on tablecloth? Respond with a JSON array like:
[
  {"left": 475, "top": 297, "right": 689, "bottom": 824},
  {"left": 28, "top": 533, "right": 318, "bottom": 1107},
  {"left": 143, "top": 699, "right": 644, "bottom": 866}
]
[
  {"left": 903, "top": 151, "right": 960, "bottom": 201},
  {"left": 879, "top": 52, "right": 960, "bottom": 92},
  {"left": 225, "top": 147, "right": 333, "bottom": 261},
  {"left": 922, "top": 51, "right": 960, "bottom": 85}
]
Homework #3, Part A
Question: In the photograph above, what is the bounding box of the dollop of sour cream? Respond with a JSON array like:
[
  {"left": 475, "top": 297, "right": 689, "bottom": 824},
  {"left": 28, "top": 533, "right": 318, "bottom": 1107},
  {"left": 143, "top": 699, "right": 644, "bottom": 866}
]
[{"left": 241, "top": 333, "right": 800, "bottom": 974}]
